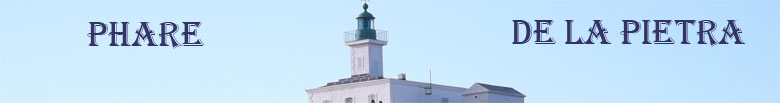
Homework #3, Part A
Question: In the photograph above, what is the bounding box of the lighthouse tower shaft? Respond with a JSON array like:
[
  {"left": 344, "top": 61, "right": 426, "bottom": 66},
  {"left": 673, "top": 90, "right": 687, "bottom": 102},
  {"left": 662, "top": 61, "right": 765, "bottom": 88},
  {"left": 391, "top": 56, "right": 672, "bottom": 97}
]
[{"left": 347, "top": 40, "right": 386, "bottom": 76}]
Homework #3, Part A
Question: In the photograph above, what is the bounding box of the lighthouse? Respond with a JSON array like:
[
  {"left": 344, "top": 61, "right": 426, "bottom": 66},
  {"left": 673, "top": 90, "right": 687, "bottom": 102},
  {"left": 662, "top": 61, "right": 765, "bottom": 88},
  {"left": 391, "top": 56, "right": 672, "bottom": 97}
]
[
  {"left": 345, "top": 3, "right": 387, "bottom": 77},
  {"left": 306, "top": 2, "right": 525, "bottom": 103}
]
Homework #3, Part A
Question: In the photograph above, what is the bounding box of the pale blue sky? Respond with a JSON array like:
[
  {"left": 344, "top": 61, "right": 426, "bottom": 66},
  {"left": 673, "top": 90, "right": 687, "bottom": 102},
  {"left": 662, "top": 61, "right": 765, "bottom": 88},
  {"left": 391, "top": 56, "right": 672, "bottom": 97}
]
[{"left": 0, "top": 0, "right": 778, "bottom": 103}]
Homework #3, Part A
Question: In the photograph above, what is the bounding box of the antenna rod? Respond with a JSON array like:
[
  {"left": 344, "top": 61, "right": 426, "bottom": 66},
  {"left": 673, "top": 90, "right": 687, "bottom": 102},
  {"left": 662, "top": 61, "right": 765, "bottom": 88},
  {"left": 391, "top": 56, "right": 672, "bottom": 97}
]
[{"left": 423, "top": 68, "right": 433, "bottom": 95}]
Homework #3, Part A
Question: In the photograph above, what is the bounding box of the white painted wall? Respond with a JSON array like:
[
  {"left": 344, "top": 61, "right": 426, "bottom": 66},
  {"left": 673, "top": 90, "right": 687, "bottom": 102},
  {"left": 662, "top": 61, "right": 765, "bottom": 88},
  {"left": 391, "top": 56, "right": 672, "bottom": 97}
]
[
  {"left": 307, "top": 79, "right": 469, "bottom": 103},
  {"left": 347, "top": 39, "right": 386, "bottom": 76},
  {"left": 388, "top": 79, "right": 466, "bottom": 103},
  {"left": 487, "top": 93, "right": 524, "bottom": 103},
  {"left": 307, "top": 80, "right": 392, "bottom": 103},
  {"left": 463, "top": 93, "right": 487, "bottom": 103},
  {"left": 463, "top": 93, "right": 524, "bottom": 103}
]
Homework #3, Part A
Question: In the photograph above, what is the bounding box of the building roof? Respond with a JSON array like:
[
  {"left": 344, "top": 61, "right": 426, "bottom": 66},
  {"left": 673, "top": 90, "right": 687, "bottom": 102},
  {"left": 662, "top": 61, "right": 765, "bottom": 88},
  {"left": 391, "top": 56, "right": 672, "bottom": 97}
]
[
  {"left": 462, "top": 83, "right": 525, "bottom": 97},
  {"left": 323, "top": 74, "right": 384, "bottom": 87}
]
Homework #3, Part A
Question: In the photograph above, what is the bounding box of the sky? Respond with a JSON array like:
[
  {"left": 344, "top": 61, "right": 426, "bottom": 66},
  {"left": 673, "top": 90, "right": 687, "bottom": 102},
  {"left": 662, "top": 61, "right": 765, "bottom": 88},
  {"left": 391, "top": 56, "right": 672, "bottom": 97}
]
[{"left": 0, "top": 0, "right": 778, "bottom": 103}]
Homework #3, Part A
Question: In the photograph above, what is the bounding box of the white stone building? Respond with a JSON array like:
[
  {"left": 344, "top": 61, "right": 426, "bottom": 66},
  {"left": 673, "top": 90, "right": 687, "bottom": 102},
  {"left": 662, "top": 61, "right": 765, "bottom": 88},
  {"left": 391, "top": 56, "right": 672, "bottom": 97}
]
[{"left": 305, "top": 3, "right": 526, "bottom": 103}]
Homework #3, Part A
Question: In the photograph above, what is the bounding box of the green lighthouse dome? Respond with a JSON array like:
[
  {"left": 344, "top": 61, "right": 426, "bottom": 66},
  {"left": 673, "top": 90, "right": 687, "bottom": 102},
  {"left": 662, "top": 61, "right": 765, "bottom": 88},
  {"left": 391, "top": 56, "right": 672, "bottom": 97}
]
[
  {"left": 357, "top": 12, "right": 375, "bottom": 19},
  {"left": 356, "top": 3, "right": 375, "bottom": 19}
]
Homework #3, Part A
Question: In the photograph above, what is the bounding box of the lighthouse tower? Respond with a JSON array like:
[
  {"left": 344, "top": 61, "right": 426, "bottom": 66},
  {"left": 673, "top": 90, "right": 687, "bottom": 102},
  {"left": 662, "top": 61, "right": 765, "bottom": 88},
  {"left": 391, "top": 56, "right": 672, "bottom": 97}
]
[{"left": 345, "top": 3, "right": 387, "bottom": 77}]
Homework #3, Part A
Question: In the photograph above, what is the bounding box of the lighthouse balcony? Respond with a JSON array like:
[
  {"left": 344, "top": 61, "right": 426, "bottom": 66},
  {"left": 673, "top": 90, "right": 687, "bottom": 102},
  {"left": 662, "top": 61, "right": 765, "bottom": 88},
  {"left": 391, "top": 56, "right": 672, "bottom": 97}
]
[{"left": 344, "top": 30, "right": 387, "bottom": 42}]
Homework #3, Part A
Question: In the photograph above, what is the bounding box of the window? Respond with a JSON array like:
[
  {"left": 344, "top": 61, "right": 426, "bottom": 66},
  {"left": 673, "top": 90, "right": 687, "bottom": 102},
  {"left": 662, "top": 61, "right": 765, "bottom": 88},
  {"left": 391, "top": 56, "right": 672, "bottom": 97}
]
[
  {"left": 363, "top": 21, "right": 370, "bottom": 29},
  {"left": 369, "top": 94, "right": 376, "bottom": 103},
  {"left": 357, "top": 20, "right": 373, "bottom": 29},
  {"left": 345, "top": 98, "right": 353, "bottom": 103},
  {"left": 357, "top": 20, "right": 363, "bottom": 29}
]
